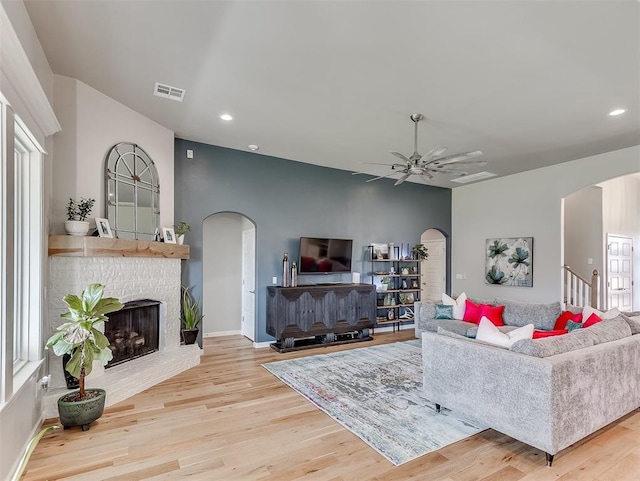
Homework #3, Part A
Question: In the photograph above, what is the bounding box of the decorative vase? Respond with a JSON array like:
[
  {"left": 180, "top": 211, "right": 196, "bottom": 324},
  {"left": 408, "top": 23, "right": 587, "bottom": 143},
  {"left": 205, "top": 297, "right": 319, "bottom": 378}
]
[
  {"left": 62, "top": 354, "right": 79, "bottom": 389},
  {"left": 182, "top": 328, "right": 199, "bottom": 345},
  {"left": 64, "top": 220, "right": 90, "bottom": 236},
  {"left": 177, "top": 234, "right": 185, "bottom": 245},
  {"left": 57, "top": 388, "right": 106, "bottom": 431}
]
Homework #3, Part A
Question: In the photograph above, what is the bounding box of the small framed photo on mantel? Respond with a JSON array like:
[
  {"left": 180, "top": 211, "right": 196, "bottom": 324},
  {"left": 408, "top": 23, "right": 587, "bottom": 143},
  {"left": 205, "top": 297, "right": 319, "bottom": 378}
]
[
  {"left": 162, "top": 227, "right": 176, "bottom": 244},
  {"left": 95, "top": 218, "right": 113, "bottom": 238}
]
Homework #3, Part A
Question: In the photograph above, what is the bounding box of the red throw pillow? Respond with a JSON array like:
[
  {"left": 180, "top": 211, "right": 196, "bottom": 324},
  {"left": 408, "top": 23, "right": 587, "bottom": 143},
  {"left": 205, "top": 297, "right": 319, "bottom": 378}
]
[
  {"left": 533, "top": 329, "right": 568, "bottom": 339},
  {"left": 583, "top": 313, "right": 602, "bottom": 328},
  {"left": 480, "top": 304, "right": 505, "bottom": 326},
  {"left": 554, "top": 311, "right": 583, "bottom": 330},
  {"left": 463, "top": 299, "right": 482, "bottom": 324}
]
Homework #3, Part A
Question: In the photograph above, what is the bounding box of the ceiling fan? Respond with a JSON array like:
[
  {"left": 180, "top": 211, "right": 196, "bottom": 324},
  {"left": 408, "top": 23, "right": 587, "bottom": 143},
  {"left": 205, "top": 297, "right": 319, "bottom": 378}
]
[{"left": 356, "top": 113, "right": 486, "bottom": 185}]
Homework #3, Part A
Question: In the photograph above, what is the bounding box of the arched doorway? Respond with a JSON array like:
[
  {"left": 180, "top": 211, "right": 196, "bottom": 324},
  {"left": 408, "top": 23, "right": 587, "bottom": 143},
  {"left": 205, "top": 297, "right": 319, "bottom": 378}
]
[
  {"left": 420, "top": 229, "right": 447, "bottom": 301},
  {"left": 202, "top": 213, "right": 256, "bottom": 340}
]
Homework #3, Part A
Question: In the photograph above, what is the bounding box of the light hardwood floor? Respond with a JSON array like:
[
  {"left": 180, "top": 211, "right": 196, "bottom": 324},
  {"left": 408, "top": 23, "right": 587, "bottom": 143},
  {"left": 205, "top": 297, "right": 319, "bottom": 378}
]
[{"left": 23, "top": 331, "right": 640, "bottom": 480}]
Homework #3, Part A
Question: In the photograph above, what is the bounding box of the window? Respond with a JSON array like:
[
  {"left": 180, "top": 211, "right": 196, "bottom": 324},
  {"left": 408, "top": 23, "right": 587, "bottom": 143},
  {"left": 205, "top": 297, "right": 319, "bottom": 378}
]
[{"left": 0, "top": 95, "right": 44, "bottom": 404}]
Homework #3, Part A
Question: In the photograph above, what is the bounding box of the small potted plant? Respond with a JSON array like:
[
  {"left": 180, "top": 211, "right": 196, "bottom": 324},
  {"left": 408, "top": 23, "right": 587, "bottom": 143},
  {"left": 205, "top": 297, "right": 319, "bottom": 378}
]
[
  {"left": 412, "top": 243, "right": 429, "bottom": 260},
  {"left": 45, "top": 283, "right": 123, "bottom": 430},
  {"left": 181, "top": 285, "right": 204, "bottom": 345},
  {"left": 65, "top": 197, "right": 96, "bottom": 236},
  {"left": 175, "top": 221, "right": 191, "bottom": 245}
]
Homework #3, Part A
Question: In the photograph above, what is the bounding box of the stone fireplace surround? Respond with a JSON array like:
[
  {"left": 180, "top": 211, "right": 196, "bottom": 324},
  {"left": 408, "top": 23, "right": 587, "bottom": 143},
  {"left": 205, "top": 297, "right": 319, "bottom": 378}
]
[{"left": 44, "top": 237, "right": 201, "bottom": 418}]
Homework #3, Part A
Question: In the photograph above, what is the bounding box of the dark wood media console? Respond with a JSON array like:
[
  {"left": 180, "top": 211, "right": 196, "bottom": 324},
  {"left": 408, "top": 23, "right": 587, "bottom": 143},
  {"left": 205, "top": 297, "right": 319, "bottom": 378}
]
[{"left": 266, "top": 283, "right": 376, "bottom": 352}]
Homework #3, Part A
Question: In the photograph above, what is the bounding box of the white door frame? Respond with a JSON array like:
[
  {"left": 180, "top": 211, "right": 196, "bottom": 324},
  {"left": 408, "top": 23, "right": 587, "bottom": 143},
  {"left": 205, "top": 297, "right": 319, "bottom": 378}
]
[
  {"left": 421, "top": 229, "right": 447, "bottom": 302},
  {"left": 606, "top": 233, "right": 633, "bottom": 311},
  {"left": 241, "top": 228, "right": 256, "bottom": 341}
]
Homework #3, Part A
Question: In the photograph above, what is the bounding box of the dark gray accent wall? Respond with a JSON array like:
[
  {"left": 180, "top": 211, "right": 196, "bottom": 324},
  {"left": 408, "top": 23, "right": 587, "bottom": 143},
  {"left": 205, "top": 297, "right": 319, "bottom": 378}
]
[{"left": 174, "top": 139, "right": 451, "bottom": 342}]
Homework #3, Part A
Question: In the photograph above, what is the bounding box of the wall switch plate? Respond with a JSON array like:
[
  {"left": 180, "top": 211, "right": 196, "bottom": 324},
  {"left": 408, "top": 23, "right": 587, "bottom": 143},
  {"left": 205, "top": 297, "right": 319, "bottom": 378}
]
[
  {"left": 186, "top": 149, "right": 194, "bottom": 159},
  {"left": 588, "top": 258, "right": 593, "bottom": 265},
  {"left": 456, "top": 273, "right": 463, "bottom": 280},
  {"left": 272, "top": 276, "right": 278, "bottom": 284}
]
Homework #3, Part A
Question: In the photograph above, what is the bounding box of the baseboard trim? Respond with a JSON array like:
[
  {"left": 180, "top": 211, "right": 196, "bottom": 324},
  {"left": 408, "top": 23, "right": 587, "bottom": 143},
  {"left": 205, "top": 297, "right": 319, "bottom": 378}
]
[{"left": 203, "top": 330, "right": 242, "bottom": 338}]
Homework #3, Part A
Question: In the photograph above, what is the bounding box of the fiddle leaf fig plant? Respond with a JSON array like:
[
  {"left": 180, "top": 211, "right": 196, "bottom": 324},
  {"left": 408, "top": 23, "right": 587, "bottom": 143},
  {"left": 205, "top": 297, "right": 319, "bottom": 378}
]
[{"left": 46, "top": 284, "right": 123, "bottom": 399}]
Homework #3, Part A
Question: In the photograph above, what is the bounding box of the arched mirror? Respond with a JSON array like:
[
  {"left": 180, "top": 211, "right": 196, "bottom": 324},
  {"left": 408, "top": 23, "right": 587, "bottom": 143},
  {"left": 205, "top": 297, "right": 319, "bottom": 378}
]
[{"left": 105, "top": 142, "right": 160, "bottom": 240}]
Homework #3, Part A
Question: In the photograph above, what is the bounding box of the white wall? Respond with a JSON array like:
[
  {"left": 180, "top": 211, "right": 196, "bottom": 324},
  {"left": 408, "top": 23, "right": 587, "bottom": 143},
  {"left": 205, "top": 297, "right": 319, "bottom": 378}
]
[
  {"left": 0, "top": 2, "right": 57, "bottom": 480},
  {"left": 51, "top": 75, "right": 175, "bottom": 233},
  {"left": 451, "top": 146, "right": 640, "bottom": 303},
  {"left": 564, "top": 186, "right": 604, "bottom": 283}
]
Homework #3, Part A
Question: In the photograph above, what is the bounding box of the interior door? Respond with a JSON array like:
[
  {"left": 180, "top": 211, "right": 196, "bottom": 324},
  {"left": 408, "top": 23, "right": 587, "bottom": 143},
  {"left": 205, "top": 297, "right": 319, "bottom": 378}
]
[
  {"left": 241, "top": 228, "right": 256, "bottom": 341},
  {"left": 607, "top": 234, "right": 633, "bottom": 311},
  {"left": 422, "top": 238, "right": 446, "bottom": 302}
]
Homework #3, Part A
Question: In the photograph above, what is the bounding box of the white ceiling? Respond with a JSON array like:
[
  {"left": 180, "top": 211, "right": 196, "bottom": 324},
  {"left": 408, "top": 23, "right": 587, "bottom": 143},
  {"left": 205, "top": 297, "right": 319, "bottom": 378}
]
[{"left": 23, "top": 0, "right": 640, "bottom": 188}]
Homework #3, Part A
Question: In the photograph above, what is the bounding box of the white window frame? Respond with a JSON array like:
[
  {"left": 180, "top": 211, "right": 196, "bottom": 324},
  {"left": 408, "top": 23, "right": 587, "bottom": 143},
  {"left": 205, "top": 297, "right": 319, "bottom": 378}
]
[{"left": 0, "top": 97, "right": 45, "bottom": 405}]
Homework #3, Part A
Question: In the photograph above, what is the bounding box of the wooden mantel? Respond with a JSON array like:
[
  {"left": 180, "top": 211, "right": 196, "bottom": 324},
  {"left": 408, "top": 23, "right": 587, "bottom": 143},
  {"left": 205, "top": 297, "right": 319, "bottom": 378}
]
[{"left": 48, "top": 235, "right": 190, "bottom": 259}]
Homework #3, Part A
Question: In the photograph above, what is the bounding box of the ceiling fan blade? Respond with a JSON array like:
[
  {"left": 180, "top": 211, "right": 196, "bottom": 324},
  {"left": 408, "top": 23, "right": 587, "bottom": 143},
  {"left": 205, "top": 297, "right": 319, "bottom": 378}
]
[
  {"left": 438, "top": 160, "right": 488, "bottom": 168},
  {"left": 430, "top": 150, "right": 484, "bottom": 165},
  {"left": 360, "top": 162, "right": 397, "bottom": 166},
  {"left": 391, "top": 151, "right": 411, "bottom": 162},
  {"left": 419, "top": 172, "right": 434, "bottom": 183},
  {"left": 365, "top": 171, "right": 402, "bottom": 183},
  {"left": 435, "top": 168, "right": 470, "bottom": 175},
  {"left": 423, "top": 145, "right": 448, "bottom": 160},
  {"left": 394, "top": 173, "right": 412, "bottom": 186}
]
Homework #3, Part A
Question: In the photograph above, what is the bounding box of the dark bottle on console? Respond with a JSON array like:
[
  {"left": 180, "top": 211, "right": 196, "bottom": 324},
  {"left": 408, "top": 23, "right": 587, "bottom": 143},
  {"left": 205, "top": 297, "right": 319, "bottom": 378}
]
[
  {"left": 282, "top": 252, "right": 290, "bottom": 287},
  {"left": 291, "top": 261, "right": 298, "bottom": 287}
]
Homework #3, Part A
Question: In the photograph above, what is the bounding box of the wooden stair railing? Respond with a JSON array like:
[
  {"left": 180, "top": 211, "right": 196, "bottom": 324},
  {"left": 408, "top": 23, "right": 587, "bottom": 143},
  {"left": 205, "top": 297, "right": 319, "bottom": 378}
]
[{"left": 563, "top": 265, "right": 600, "bottom": 309}]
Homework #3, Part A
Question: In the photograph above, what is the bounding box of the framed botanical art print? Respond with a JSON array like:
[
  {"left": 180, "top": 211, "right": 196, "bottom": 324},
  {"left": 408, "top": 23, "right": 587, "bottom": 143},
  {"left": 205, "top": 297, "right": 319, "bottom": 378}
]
[{"left": 485, "top": 237, "right": 533, "bottom": 287}]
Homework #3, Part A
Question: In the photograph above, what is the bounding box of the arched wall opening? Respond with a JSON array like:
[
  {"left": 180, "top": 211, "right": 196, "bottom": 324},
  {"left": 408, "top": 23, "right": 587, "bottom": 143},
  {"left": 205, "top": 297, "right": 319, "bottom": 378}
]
[{"left": 202, "top": 212, "right": 256, "bottom": 340}]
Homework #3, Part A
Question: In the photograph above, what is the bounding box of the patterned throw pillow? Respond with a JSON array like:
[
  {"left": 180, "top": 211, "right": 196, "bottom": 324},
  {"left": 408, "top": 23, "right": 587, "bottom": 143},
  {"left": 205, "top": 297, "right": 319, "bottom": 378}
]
[
  {"left": 566, "top": 320, "right": 583, "bottom": 332},
  {"left": 434, "top": 304, "right": 453, "bottom": 320}
]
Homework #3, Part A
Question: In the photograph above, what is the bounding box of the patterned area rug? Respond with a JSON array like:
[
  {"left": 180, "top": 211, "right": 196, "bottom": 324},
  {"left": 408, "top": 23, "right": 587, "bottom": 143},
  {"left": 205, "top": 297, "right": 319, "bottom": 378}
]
[{"left": 263, "top": 340, "right": 485, "bottom": 466}]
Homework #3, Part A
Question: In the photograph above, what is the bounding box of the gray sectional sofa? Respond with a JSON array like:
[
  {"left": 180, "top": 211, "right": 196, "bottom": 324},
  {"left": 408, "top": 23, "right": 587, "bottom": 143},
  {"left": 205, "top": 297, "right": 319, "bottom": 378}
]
[
  {"left": 421, "top": 312, "right": 640, "bottom": 465},
  {"left": 414, "top": 298, "right": 562, "bottom": 339}
]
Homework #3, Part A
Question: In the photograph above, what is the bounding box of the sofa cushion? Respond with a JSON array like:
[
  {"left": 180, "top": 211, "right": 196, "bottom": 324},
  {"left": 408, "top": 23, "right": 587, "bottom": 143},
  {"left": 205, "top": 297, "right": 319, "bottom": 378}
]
[
  {"left": 442, "top": 292, "right": 467, "bottom": 320},
  {"left": 434, "top": 304, "right": 453, "bottom": 320},
  {"left": 463, "top": 299, "right": 483, "bottom": 323},
  {"left": 496, "top": 298, "right": 561, "bottom": 330},
  {"left": 620, "top": 313, "right": 640, "bottom": 335},
  {"left": 583, "top": 305, "right": 620, "bottom": 321},
  {"left": 586, "top": 317, "right": 632, "bottom": 344},
  {"left": 510, "top": 327, "right": 594, "bottom": 357},
  {"left": 476, "top": 316, "right": 534, "bottom": 348},
  {"left": 424, "top": 319, "right": 476, "bottom": 337},
  {"left": 481, "top": 304, "right": 505, "bottom": 326},
  {"left": 554, "top": 310, "right": 583, "bottom": 330},
  {"left": 583, "top": 313, "right": 602, "bottom": 328},
  {"left": 566, "top": 320, "right": 583, "bottom": 332},
  {"left": 532, "top": 329, "right": 567, "bottom": 339}
]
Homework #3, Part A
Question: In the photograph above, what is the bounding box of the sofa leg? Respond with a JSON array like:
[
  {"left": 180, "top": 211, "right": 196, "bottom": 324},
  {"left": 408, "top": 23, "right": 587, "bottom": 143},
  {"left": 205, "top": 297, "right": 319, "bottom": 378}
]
[
  {"left": 545, "top": 453, "right": 554, "bottom": 467},
  {"left": 435, "top": 403, "right": 441, "bottom": 413}
]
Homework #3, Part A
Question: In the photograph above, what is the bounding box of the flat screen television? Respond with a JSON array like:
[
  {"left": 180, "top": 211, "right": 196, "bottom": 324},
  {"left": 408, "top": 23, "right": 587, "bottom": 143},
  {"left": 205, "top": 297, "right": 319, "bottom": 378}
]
[{"left": 299, "top": 237, "right": 353, "bottom": 274}]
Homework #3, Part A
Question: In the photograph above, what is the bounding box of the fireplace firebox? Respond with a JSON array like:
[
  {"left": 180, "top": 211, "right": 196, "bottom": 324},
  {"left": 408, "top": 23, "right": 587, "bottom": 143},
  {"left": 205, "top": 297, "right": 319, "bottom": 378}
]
[{"left": 105, "top": 299, "right": 160, "bottom": 368}]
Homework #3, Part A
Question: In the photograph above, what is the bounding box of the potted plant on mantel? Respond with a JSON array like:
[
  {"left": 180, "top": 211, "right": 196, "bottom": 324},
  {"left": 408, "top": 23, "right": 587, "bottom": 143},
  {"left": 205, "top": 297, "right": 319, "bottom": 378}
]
[
  {"left": 65, "top": 197, "right": 96, "bottom": 236},
  {"left": 175, "top": 221, "right": 191, "bottom": 245},
  {"left": 181, "top": 285, "right": 204, "bottom": 345},
  {"left": 46, "top": 283, "right": 123, "bottom": 431}
]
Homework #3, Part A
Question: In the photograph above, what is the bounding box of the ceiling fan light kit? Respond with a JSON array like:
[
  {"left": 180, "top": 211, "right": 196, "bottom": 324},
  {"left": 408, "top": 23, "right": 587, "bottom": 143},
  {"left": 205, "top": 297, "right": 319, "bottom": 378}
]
[{"left": 359, "top": 113, "right": 485, "bottom": 186}]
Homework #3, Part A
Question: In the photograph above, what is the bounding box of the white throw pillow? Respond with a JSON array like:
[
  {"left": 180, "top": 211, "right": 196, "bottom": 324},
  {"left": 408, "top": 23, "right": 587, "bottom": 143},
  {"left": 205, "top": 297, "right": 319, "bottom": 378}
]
[
  {"left": 476, "top": 316, "right": 534, "bottom": 348},
  {"left": 442, "top": 292, "right": 467, "bottom": 320},
  {"left": 582, "top": 305, "right": 620, "bottom": 320}
]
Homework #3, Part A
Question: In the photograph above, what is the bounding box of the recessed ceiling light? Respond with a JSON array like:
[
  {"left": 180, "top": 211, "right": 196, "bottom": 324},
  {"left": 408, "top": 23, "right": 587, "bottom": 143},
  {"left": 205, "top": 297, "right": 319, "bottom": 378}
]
[
  {"left": 609, "top": 108, "right": 627, "bottom": 116},
  {"left": 220, "top": 113, "right": 233, "bottom": 121},
  {"left": 248, "top": 144, "right": 259, "bottom": 151}
]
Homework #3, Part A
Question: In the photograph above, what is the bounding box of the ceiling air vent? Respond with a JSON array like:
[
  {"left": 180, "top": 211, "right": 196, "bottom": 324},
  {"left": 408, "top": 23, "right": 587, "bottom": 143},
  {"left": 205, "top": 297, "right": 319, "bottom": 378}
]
[
  {"left": 450, "top": 171, "right": 497, "bottom": 184},
  {"left": 154, "top": 82, "right": 185, "bottom": 102}
]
